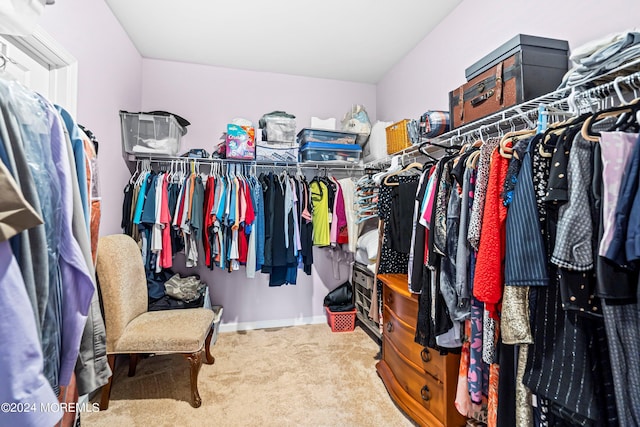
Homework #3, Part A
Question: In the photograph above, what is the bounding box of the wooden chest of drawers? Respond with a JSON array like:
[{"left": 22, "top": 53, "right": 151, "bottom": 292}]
[{"left": 376, "top": 274, "right": 466, "bottom": 427}]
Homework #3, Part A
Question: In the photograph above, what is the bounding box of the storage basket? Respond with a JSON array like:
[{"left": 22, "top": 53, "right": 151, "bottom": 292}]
[
  {"left": 385, "top": 119, "right": 412, "bottom": 154},
  {"left": 325, "top": 307, "right": 356, "bottom": 332}
]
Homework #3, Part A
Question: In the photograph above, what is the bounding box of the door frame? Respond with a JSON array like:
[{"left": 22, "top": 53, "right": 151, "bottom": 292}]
[{"left": 3, "top": 26, "right": 78, "bottom": 116}]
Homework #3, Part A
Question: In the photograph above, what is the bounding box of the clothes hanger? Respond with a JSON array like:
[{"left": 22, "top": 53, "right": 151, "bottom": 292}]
[
  {"left": 479, "top": 125, "right": 489, "bottom": 145},
  {"left": 172, "top": 160, "right": 178, "bottom": 183},
  {"left": 418, "top": 136, "right": 463, "bottom": 166},
  {"left": 469, "top": 127, "right": 486, "bottom": 149},
  {"left": 418, "top": 143, "right": 440, "bottom": 163},
  {"left": 466, "top": 149, "right": 481, "bottom": 169},
  {"left": 383, "top": 162, "right": 422, "bottom": 186},
  {"left": 180, "top": 160, "right": 187, "bottom": 182},
  {"left": 536, "top": 111, "right": 591, "bottom": 158},
  {"left": 135, "top": 160, "right": 148, "bottom": 185},
  {"left": 130, "top": 160, "right": 140, "bottom": 184},
  {"left": 372, "top": 155, "right": 402, "bottom": 184},
  {"left": 581, "top": 98, "right": 640, "bottom": 142},
  {"left": 0, "top": 53, "right": 18, "bottom": 81},
  {"left": 499, "top": 128, "right": 536, "bottom": 159},
  {"left": 608, "top": 75, "right": 640, "bottom": 132}
]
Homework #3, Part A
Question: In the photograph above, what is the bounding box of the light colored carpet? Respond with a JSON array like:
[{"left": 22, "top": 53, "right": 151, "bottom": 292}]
[{"left": 83, "top": 323, "right": 416, "bottom": 427}]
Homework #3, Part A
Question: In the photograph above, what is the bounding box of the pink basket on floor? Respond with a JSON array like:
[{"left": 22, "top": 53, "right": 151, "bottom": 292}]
[{"left": 325, "top": 307, "right": 356, "bottom": 332}]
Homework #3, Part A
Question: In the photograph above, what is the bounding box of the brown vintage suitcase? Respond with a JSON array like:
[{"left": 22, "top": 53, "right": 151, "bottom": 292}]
[{"left": 449, "top": 34, "right": 569, "bottom": 129}]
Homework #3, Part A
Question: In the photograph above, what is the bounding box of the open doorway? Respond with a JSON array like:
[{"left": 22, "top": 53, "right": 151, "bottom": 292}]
[{"left": 1, "top": 26, "right": 77, "bottom": 115}]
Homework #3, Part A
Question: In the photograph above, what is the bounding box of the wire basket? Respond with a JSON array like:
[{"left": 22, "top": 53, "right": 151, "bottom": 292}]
[
  {"left": 385, "top": 119, "right": 412, "bottom": 154},
  {"left": 325, "top": 307, "right": 356, "bottom": 332}
]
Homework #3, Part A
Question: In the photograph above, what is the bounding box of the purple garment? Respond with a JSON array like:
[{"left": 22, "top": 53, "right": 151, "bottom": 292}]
[
  {"left": 0, "top": 241, "right": 62, "bottom": 427},
  {"left": 599, "top": 132, "right": 638, "bottom": 256},
  {"left": 43, "top": 101, "right": 95, "bottom": 387}
]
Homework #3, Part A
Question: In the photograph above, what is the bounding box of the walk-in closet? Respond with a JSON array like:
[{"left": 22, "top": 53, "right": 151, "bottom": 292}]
[{"left": 2, "top": 1, "right": 640, "bottom": 426}]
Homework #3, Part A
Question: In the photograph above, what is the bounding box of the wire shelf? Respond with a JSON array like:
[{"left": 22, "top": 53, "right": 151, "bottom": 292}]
[
  {"left": 126, "top": 154, "right": 365, "bottom": 171},
  {"left": 365, "top": 56, "right": 640, "bottom": 168}
]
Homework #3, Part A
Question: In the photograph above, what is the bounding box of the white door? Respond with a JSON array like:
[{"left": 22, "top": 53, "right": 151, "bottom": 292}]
[
  {"left": 0, "top": 34, "right": 50, "bottom": 97},
  {"left": 0, "top": 28, "right": 77, "bottom": 116}
]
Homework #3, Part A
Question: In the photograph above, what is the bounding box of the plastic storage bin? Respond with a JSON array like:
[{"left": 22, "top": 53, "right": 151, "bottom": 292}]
[
  {"left": 297, "top": 128, "right": 359, "bottom": 145},
  {"left": 262, "top": 116, "right": 296, "bottom": 143},
  {"left": 120, "top": 111, "right": 185, "bottom": 156},
  {"left": 256, "top": 142, "right": 298, "bottom": 162},
  {"left": 325, "top": 307, "right": 356, "bottom": 332},
  {"left": 299, "top": 142, "right": 362, "bottom": 163}
]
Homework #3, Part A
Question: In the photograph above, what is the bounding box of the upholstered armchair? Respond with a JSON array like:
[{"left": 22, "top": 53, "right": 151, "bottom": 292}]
[{"left": 95, "top": 234, "right": 215, "bottom": 409}]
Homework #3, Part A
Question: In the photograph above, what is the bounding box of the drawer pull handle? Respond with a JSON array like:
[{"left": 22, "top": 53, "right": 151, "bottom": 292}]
[
  {"left": 386, "top": 294, "right": 393, "bottom": 305},
  {"left": 420, "top": 385, "right": 431, "bottom": 401},
  {"left": 386, "top": 321, "right": 393, "bottom": 333},
  {"left": 420, "top": 348, "right": 431, "bottom": 363}
]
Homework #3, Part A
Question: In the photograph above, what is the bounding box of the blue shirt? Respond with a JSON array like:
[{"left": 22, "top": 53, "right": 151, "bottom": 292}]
[
  {"left": 133, "top": 172, "right": 150, "bottom": 225},
  {"left": 216, "top": 176, "right": 227, "bottom": 222},
  {"left": 140, "top": 174, "right": 158, "bottom": 224},
  {"left": 251, "top": 176, "right": 265, "bottom": 269},
  {"left": 504, "top": 149, "right": 549, "bottom": 287},
  {"left": 229, "top": 177, "right": 237, "bottom": 226},
  {"left": 55, "top": 106, "right": 89, "bottom": 231}
]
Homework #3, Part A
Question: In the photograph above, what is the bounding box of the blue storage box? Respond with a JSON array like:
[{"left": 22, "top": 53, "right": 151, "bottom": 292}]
[
  {"left": 297, "top": 128, "right": 359, "bottom": 145},
  {"left": 299, "top": 142, "right": 362, "bottom": 163}
]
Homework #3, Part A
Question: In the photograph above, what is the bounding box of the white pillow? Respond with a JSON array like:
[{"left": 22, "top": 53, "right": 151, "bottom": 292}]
[
  {"left": 355, "top": 248, "right": 370, "bottom": 266},
  {"left": 357, "top": 229, "right": 379, "bottom": 261}
]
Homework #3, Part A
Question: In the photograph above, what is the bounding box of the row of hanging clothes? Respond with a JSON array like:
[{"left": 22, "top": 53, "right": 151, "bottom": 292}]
[
  {"left": 0, "top": 74, "right": 108, "bottom": 427},
  {"left": 366, "top": 156, "right": 430, "bottom": 337},
  {"left": 122, "top": 160, "right": 361, "bottom": 286},
  {"left": 374, "top": 71, "right": 640, "bottom": 427}
]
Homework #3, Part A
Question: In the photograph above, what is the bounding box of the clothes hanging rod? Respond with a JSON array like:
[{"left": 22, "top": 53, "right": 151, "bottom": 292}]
[
  {"left": 441, "top": 70, "right": 640, "bottom": 144},
  {"left": 424, "top": 62, "right": 640, "bottom": 147},
  {"left": 128, "top": 154, "right": 365, "bottom": 171},
  {"left": 364, "top": 61, "right": 640, "bottom": 169}
]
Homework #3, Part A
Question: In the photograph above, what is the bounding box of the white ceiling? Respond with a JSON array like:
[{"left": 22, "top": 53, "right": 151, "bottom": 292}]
[{"left": 104, "top": 0, "right": 462, "bottom": 84}]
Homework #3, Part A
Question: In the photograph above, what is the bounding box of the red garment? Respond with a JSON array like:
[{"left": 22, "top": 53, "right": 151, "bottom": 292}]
[
  {"left": 487, "top": 363, "right": 500, "bottom": 427},
  {"left": 335, "top": 182, "right": 349, "bottom": 244},
  {"left": 238, "top": 225, "right": 248, "bottom": 264},
  {"left": 473, "top": 147, "right": 510, "bottom": 318},
  {"left": 159, "top": 175, "right": 173, "bottom": 268},
  {"left": 177, "top": 179, "right": 187, "bottom": 226},
  {"left": 203, "top": 176, "right": 216, "bottom": 268},
  {"left": 244, "top": 180, "right": 255, "bottom": 226},
  {"left": 237, "top": 180, "right": 254, "bottom": 263}
]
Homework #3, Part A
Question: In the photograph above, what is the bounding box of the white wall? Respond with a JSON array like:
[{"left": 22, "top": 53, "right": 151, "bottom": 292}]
[
  {"left": 377, "top": 0, "right": 640, "bottom": 122},
  {"left": 39, "top": 0, "right": 143, "bottom": 236},
  {"left": 141, "top": 58, "right": 376, "bottom": 329}
]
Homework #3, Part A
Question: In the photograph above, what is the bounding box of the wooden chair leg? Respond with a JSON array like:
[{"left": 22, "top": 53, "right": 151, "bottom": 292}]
[
  {"left": 128, "top": 354, "right": 139, "bottom": 377},
  {"left": 204, "top": 328, "right": 215, "bottom": 365},
  {"left": 185, "top": 351, "right": 203, "bottom": 408},
  {"left": 99, "top": 354, "right": 116, "bottom": 410}
]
